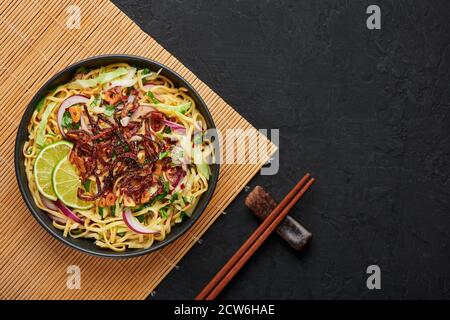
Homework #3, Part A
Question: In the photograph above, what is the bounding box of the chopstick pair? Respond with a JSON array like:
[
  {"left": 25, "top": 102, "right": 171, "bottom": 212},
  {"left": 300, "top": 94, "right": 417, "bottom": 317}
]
[{"left": 196, "top": 173, "right": 315, "bottom": 300}]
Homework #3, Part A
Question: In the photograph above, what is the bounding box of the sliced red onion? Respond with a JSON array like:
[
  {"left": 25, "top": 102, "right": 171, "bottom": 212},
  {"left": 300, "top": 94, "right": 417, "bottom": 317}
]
[
  {"left": 50, "top": 215, "right": 67, "bottom": 224},
  {"left": 162, "top": 119, "right": 186, "bottom": 134},
  {"left": 123, "top": 209, "right": 160, "bottom": 234},
  {"left": 120, "top": 116, "right": 130, "bottom": 127},
  {"left": 55, "top": 200, "right": 84, "bottom": 224},
  {"left": 57, "top": 95, "right": 89, "bottom": 138},
  {"left": 40, "top": 194, "right": 59, "bottom": 211},
  {"left": 143, "top": 84, "right": 155, "bottom": 90},
  {"left": 130, "top": 105, "right": 156, "bottom": 122},
  {"left": 127, "top": 94, "right": 135, "bottom": 104}
]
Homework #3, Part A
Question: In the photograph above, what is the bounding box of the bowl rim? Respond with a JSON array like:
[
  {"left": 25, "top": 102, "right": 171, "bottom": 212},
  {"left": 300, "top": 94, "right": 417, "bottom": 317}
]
[{"left": 14, "top": 54, "right": 220, "bottom": 259}]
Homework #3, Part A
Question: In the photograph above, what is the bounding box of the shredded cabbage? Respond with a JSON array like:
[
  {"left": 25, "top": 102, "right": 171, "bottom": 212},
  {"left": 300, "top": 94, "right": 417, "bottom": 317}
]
[
  {"left": 108, "top": 67, "right": 137, "bottom": 88},
  {"left": 36, "top": 102, "right": 57, "bottom": 146},
  {"left": 155, "top": 101, "right": 191, "bottom": 114},
  {"left": 67, "top": 67, "right": 128, "bottom": 89}
]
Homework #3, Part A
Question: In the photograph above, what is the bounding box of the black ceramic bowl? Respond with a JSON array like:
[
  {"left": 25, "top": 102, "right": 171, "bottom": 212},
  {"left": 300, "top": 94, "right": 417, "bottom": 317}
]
[{"left": 14, "top": 54, "right": 219, "bottom": 258}]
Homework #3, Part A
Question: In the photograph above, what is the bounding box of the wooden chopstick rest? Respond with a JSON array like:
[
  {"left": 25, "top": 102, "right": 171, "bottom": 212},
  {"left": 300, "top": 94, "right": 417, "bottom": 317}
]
[{"left": 245, "top": 186, "right": 312, "bottom": 251}]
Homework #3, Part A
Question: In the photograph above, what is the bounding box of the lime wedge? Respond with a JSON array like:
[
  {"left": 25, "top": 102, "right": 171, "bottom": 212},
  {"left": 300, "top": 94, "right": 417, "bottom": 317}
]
[
  {"left": 52, "top": 156, "right": 93, "bottom": 209},
  {"left": 34, "top": 141, "right": 73, "bottom": 201}
]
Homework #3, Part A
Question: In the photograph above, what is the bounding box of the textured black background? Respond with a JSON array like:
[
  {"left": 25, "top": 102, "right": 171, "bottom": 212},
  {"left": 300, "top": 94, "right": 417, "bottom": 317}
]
[{"left": 112, "top": 0, "right": 450, "bottom": 299}]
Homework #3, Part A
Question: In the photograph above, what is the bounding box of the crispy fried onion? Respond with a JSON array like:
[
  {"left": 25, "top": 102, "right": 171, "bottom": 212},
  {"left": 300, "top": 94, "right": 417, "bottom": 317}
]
[{"left": 65, "top": 103, "right": 184, "bottom": 204}]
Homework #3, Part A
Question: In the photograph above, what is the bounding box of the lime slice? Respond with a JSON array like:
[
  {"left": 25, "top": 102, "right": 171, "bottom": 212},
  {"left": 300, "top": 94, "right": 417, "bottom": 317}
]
[
  {"left": 52, "top": 156, "right": 93, "bottom": 209},
  {"left": 34, "top": 141, "right": 73, "bottom": 201}
]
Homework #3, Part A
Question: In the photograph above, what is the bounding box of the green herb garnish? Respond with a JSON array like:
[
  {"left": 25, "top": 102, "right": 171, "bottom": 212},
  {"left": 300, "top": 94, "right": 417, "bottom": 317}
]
[
  {"left": 90, "top": 96, "right": 99, "bottom": 108},
  {"left": 83, "top": 180, "right": 91, "bottom": 192},
  {"left": 159, "top": 206, "right": 169, "bottom": 219},
  {"left": 164, "top": 126, "right": 172, "bottom": 134},
  {"left": 170, "top": 192, "right": 179, "bottom": 203},
  {"left": 117, "top": 232, "right": 125, "bottom": 237},
  {"left": 104, "top": 105, "right": 115, "bottom": 117},
  {"left": 111, "top": 205, "right": 116, "bottom": 217},
  {"left": 163, "top": 181, "right": 170, "bottom": 193},
  {"left": 99, "top": 207, "right": 104, "bottom": 218},
  {"left": 159, "top": 151, "right": 170, "bottom": 160},
  {"left": 147, "top": 91, "right": 159, "bottom": 104},
  {"left": 137, "top": 215, "right": 145, "bottom": 223},
  {"left": 132, "top": 205, "right": 145, "bottom": 212},
  {"left": 61, "top": 111, "right": 80, "bottom": 130},
  {"left": 152, "top": 192, "right": 167, "bottom": 204}
]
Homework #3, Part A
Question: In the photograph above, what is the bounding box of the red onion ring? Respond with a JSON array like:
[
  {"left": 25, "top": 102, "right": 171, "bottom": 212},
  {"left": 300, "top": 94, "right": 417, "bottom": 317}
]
[
  {"left": 127, "top": 94, "right": 135, "bottom": 104},
  {"left": 50, "top": 215, "right": 67, "bottom": 224},
  {"left": 57, "top": 95, "right": 89, "bottom": 138},
  {"left": 40, "top": 194, "right": 83, "bottom": 224},
  {"left": 40, "top": 194, "right": 59, "bottom": 211},
  {"left": 162, "top": 119, "right": 186, "bottom": 134},
  {"left": 143, "top": 84, "right": 155, "bottom": 90},
  {"left": 123, "top": 208, "right": 160, "bottom": 234},
  {"left": 55, "top": 200, "right": 84, "bottom": 224}
]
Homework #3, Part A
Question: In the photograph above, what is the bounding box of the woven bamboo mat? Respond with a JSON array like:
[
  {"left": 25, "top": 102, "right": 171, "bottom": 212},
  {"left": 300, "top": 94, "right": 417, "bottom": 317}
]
[{"left": 0, "top": 0, "right": 276, "bottom": 299}]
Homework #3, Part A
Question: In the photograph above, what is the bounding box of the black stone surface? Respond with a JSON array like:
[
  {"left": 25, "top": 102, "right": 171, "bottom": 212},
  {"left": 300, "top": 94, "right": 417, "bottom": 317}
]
[{"left": 112, "top": 0, "right": 450, "bottom": 299}]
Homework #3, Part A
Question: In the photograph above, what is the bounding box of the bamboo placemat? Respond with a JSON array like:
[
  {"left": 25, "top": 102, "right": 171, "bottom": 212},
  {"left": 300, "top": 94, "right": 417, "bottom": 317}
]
[{"left": 0, "top": 0, "right": 276, "bottom": 299}]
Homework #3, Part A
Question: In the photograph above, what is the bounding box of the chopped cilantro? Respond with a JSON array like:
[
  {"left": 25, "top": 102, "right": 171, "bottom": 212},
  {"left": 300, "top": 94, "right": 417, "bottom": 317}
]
[
  {"left": 152, "top": 192, "right": 167, "bottom": 204},
  {"left": 160, "top": 206, "right": 169, "bottom": 219},
  {"left": 83, "top": 180, "right": 90, "bottom": 192},
  {"left": 61, "top": 110, "right": 80, "bottom": 130},
  {"left": 137, "top": 215, "right": 145, "bottom": 223},
  {"left": 164, "top": 126, "right": 172, "bottom": 134},
  {"left": 170, "top": 192, "right": 179, "bottom": 203},
  {"left": 90, "top": 96, "right": 99, "bottom": 108},
  {"left": 111, "top": 205, "right": 116, "bottom": 217},
  {"left": 132, "top": 205, "right": 145, "bottom": 212},
  {"left": 159, "top": 151, "right": 170, "bottom": 160},
  {"left": 104, "top": 105, "right": 115, "bottom": 117},
  {"left": 163, "top": 181, "right": 170, "bottom": 193},
  {"left": 147, "top": 91, "right": 159, "bottom": 104},
  {"left": 99, "top": 207, "right": 104, "bottom": 218}
]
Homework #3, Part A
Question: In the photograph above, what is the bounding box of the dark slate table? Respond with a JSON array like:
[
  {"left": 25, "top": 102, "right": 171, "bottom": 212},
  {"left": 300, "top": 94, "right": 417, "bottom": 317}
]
[{"left": 112, "top": 0, "right": 450, "bottom": 299}]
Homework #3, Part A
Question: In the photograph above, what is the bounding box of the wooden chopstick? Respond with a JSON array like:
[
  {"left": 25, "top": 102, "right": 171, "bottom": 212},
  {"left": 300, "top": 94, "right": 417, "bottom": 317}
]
[{"left": 196, "top": 174, "right": 315, "bottom": 300}]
